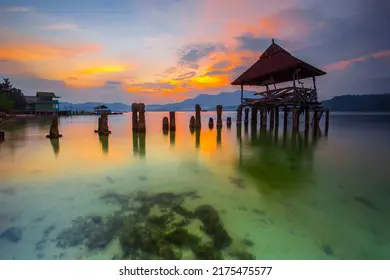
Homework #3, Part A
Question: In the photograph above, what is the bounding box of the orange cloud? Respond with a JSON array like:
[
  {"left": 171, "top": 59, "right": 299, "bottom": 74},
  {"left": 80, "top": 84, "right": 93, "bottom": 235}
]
[
  {"left": 79, "top": 65, "right": 128, "bottom": 75},
  {"left": 0, "top": 40, "right": 101, "bottom": 61},
  {"left": 325, "top": 49, "right": 390, "bottom": 71}
]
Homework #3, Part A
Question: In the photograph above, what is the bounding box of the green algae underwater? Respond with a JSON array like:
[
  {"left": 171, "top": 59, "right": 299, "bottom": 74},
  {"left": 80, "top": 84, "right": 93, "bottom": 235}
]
[{"left": 0, "top": 112, "right": 390, "bottom": 260}]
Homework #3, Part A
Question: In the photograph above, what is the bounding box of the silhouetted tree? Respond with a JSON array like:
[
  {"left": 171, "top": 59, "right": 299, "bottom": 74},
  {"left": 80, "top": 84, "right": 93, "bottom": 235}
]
[{"left": 0, "top": 78, "right": 26, "bottom": 111}]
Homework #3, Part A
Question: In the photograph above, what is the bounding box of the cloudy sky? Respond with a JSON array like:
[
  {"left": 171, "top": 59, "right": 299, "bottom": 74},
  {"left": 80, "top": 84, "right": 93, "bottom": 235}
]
[{"left": 0, "top": 0, "right": 389, "bottom": 104}]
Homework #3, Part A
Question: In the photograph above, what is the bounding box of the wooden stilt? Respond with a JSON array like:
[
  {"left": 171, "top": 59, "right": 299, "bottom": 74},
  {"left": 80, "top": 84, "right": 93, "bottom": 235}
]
[
  {"left": 236, "top": 106, "right": 242, "bottom": 125},
  {"left": 292, "top": 109, "right": 299, "bottom": 132},
  {"left": 244, "top": 108, "right": 249, "bottom": 125},
  {"left": 251, "top": 107, "right": 258, "bottom": 126},
  {"left": 325, "top": 109, "right": 329, "bottom": 135},
  {"left": 313, "top": 110, "right": 319, "bottom": 136},
  {"left": 270, "top": 108, "right": 275, "bottom": 130},
  {"left": 260, "top": 108, "right": 267, "bottom": 129},
  {"left": 305, "top": 107, "right": 310, "bottom": 132},
  {"left": 275, "top": 107, "right": 279, "bottom": 129},
  {"left": 283, "top": 108, "right": 288, "bottom": 132}
]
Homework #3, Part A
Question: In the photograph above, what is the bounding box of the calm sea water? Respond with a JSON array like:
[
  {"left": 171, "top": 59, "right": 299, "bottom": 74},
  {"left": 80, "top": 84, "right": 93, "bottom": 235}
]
[{"left": 0, "top": 112, "right": 389, "bottom": 260}]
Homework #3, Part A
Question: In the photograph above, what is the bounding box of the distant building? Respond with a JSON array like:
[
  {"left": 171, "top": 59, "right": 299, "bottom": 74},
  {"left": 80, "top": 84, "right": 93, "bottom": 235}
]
[
  {"left": 25, "top": 92, "right": 60, "bottom": 114},
  {"left": 94, "top": 105, "right": 111, "bottom": 114}
]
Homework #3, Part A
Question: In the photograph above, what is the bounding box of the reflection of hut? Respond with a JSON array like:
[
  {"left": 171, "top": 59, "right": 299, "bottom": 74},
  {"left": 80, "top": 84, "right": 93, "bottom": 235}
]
[
  {"left": 94, "top": 105, "right": 111, "bottom": 115},
  {"left": 237, "top": 129, "right": 319, "bottom": 194}
]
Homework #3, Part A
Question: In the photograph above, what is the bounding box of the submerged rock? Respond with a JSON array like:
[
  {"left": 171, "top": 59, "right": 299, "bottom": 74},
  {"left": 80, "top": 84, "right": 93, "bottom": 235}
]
[
  {"left": 229, "top": 250, "right": 256, "bottom": 260},
  {"left": 354, "top": 196, "right": 380, "bottom": 211},
  {"left": 322, "top": 245, "right": 334, "bottom": 256},
  {"left": 0, "top": 227, "right": 22, "bottom": 243},
  {"left": 194, "top": 205, "right": 232, "bottom": 249}
]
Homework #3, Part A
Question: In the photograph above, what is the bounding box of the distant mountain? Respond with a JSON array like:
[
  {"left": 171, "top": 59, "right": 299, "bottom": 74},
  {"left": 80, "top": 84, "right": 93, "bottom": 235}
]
[
  {"left": 146, "top": 90, "right": 255, "bottom": 111},
  {"left": 59, "top": 102, "right": 131, "bottom": 112},
  {"left": 322, "top": 94, "right": 390, "bottom": 112},
  {"left": 58, "top": 92, "right": 390, "bottom": 113}
]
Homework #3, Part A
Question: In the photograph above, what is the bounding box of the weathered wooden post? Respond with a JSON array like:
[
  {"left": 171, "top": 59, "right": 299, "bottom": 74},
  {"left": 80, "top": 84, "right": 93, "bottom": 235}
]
[
  {"left": 194, "top": 104, "right": 201, "bottom": 129},
  {"left": 260, "top": 108, "right": 267, "bottom": 129},
  {"left": 251, "top": 107, "right": 258, "bottom": 126},
  {"left": 46, "top": 113, "right": 62, "bottom": 138},
  {"left": 169, "top": 111, "right": 176, "bottom": 132},
  {"left": 0, "top": 130, "right": 4, "bottom": 142},
  {"left": 226, "top": 117, "right": 232, "bottom": 128},
  {"left": 325, "top": 109, "right": 330, "bottom": 136},
  {"left": 95, "top": 112, "right": 111, "bottom": 135},
  {"left": 313, "top": 110, "right": 319, "bottom": 136},
  {"left": 275, "top": 107, "right": 279, "bottom": 130},
  {"left": 138, "top": 103, "right": 146, "bottom": 133},
  {"left": 292, "top": 108, "right": 299, "bottom": 131},
  {"left": 283, "top": 108, "right": 288, "bottom": 132},
  {"left": 189, "top": 116, "right": 195, "bottom": 131},
  {"left": 305, "top": 107, "right": 310, "bottom": 132},
  {"left": 244, "top": 108, "right": 249, "bottom": 125},
  {"left": 236, "top": 106, "right": 242, "bottom": 125},
  {"left": 216, "top": 105, "right": 223, "bottom": 128},
  {"left": 162, "top": 116, "right": 169, "bottom": 133},
  {"left": 132, "top": 103, "right": 138, "bottom": 132},
  {"left": 270, "top": 108, "right": 275, "bottom": 130},
  {"left": 208, "top": 117, "right": 214, "bottom": 129}
]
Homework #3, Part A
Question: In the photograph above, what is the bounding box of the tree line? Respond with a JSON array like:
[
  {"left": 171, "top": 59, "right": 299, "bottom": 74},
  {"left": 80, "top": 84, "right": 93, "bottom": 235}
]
[{"left": 0, "top": 78, "right": 26, "bottom": 112}]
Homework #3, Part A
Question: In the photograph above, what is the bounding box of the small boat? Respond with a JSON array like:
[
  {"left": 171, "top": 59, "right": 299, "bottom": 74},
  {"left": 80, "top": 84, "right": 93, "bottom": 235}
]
[{"left": 201, "top": 109, "right": 208, "bottom": 112}]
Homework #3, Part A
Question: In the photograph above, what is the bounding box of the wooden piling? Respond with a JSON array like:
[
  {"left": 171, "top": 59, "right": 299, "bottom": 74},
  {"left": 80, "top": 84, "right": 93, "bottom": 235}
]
[
  {"left": 0, "top": 130, "right": 4, "bottom": 142},
  {"left": 236, "top": 106, "right": 242, "bottom": 125},
  {"left": 305, "top": 107, "right": 310, "bottom": 132},
  {"left": 169, "top": 111, "right": 176, "bottom": 132},
  {"left": 162, "top": 116, "right": 169, "bottom": 132},
  {"left": 131, "top": 103, "right": 138, "bottom": 132},
  {"left": 138, "top": 103, "right": 146, "bottom": 133},
  {"left": 325, "top": 109, "right": 329, "bottom": 135},
  {"left": 251, "top": 107, "right": 258, "bottom": 126},
  {"left": 47, "top": 114, "right": 63, "bottom": 138},
  {"left": 260, "top": 108, "right": 267, "bottom": 129},
  {"left": 292, "top": 109, "right": 299, "bottom": 132},
  {"left": 227, "top": 117, "right": 232, "bottom": 128},
  {"left": 270, "top": 108, "right": 275, "bottom": 130},
  {"left": 208, "top": 117, "right": 214, "bottom": 129},
  {"left": 216, "top": 105, "right": 223, "bottom": 128},
  {"left": 244, "top": 108, "right": 249, "bottom": 125},
  {"left": 283, "top": 108, "right": 288, "bottom": 132},
  {"left": 189, "top": 116, "right": 196, "bottom": 130},
  {"left": 313, "top": 110, "right": 319, "bottom": 135},
  {"left": 195, "top": 104, "right": 201, "bottom": 129},
  {"left": 275, "top": 107, "right": 279, "bottom": 129}
]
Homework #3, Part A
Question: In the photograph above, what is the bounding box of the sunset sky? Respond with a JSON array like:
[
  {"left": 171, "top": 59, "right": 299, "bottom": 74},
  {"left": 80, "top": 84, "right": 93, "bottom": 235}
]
[{"left": 1, "top": 0, "right": 389, "bottom": 104}]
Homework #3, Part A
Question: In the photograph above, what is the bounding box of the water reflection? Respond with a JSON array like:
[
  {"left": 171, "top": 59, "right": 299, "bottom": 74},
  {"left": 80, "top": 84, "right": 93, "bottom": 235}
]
[
  {"left": 170, "top": 131, "right": 176, "bottom": 147},
  {"left": 132, "top": 133, "right": 146, "bottom": 158},
  {"left": 237, "top": 127, "right": 322, "bottom": 195},
  {"left": 216, "top": 128, "right": 222, "bottom": 147},
  {"left": 195, "top": 129, "right": 200, "bottom": 149},
  {"left": 99, "top": 135, "right": 109, "bottom": 155},
  {"left": 50, "top": 138, "right": 60, "bottom": 157}
]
